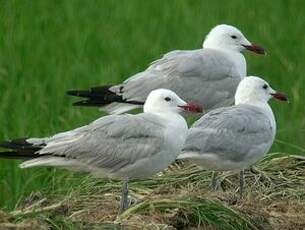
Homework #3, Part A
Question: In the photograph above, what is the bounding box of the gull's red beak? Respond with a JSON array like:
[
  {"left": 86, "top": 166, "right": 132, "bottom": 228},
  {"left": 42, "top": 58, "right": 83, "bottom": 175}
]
[
  {"left": 242, "top": 43, "right": 265, "bottom": 55},
  {"left": 179, "top": 102, "right": 203, "bottom": 113},
  {"left": 270, "top": 91, "right": 289, "bottom": 102}
]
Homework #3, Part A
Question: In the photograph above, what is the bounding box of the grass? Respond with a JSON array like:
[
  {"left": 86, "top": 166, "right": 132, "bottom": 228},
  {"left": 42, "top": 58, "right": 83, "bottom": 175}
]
[
  {"left": 0, "top": 0, "right": 304, "bottom": 227},
  {"left": 1, "top": 154, "right": 305, "bottom": 229}
]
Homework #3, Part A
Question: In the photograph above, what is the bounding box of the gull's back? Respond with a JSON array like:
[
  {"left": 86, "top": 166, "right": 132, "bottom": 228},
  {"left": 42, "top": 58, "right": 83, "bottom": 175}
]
[
  {"left": 179, "top": 104, "right": 274, "bottom": 171},
  {"left": 21, "top": 113, "right": 181, "bottom": 179},
  {"left": 107, "top": 48, "right": 245, "bottom": 114}
]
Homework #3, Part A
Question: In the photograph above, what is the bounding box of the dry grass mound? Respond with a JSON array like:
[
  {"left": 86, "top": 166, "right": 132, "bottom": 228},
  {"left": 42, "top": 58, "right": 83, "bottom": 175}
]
[{"left": 1, "top": 153, "right": 305, "bottom": 229}]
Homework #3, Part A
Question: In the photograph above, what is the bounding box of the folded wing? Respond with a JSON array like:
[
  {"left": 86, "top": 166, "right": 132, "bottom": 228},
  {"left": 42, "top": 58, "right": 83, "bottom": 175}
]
[
  {"left": 181, "top": 105, "right": 274, "bottom": 163},
  {"left": 0, "top": 114, "right": 167, "bottom": 177}
]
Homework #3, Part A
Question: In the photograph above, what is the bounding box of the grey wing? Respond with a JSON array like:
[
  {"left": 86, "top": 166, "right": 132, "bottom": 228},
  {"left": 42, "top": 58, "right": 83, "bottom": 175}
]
[
  {"left": 37, "top": 114, "right": 166, "bottom": 173},
  {"left": 112, "top": 49, "right": 241, "bottom": 110},
  {"left": 182, "top": 105, "right": 274, "bottom": 162}
]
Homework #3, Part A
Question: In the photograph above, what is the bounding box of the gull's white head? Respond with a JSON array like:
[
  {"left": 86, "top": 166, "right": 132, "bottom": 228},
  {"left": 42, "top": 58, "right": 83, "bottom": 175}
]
[
  {"left": 203, "top": 24, "right": 265, "bottom": 54},
  {"left": 144, "top": 89, "right": 202, "bottom": 114},
  {"left": 235, "top": 76, "right": 288, "bottom": 105}
]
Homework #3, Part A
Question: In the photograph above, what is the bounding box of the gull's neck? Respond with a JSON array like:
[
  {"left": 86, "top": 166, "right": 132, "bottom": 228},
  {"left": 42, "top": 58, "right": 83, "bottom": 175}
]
[
  {"left": 149, "top": 110, "right": 184, "bottom": 122},
  {"left": 147, "top": 110, "right": 188, "bottom": 148},
  {"left": 147, "top": 110, "right": 188, "bottom": 129},
  {"left": 236, "top": 100, "right": 276, "bottom": 136},
  {"left": 203, "top": 42, "right": 239, "bottom": 54},
  {"left": 202, "top": 45, "right": 247, "bottom": 78}
]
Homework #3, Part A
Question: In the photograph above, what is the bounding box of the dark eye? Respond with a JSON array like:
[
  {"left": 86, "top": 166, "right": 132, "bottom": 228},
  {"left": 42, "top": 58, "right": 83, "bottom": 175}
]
[
  {"left": 262, "top": 84, "right": 268, "bottom": 89},
  {"left": 164, "top": 97, "right": 171, "bottom": 102},
  {"left": 231, "top": 35, "right": 237, "bottom": 39}
]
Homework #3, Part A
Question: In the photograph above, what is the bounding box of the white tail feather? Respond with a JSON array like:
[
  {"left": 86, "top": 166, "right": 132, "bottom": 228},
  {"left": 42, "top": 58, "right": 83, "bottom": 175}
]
[
  {"left": 20, "top": 157, "right": 110, "bottom": 177},
  {"left": 20, "top": 157, "right": 83, "bottom": 169}
]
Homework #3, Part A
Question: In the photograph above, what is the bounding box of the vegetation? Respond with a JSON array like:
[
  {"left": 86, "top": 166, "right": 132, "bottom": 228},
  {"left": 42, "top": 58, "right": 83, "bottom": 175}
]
[
  {"left": 1, "top": 154, "right": 305, "bottom": 229},
  {"left": 0, "top": 0, "right": 304, "bottom": 228}
]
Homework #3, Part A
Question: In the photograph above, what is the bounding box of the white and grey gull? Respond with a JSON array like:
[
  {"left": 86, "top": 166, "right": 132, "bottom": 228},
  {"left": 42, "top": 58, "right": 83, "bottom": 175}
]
[
  {"left": 67, "top": 24, "right": 265, "bottom": 114},
  {"left": 0, "top": 89, "right": 202, "bottom": 213},
  {"left": 178, "top": 76, "right": 288, "bottom": 197}
]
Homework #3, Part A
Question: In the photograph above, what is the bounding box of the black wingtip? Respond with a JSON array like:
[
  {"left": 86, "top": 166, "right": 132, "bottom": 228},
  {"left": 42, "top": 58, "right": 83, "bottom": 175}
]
[
  {"left": 0, "top": 138, "right": 43, "bottom": 153},
  {"left": 66, "top": 85, "right": 145, "bottom": 107},
  {"left": 66, "top": 90, "right": 94, "bottom": 98},
  {"left": 66, "top": 85, "right": 116, "bottom": 98},
  {"left": 66, "top": 85, "right": 126, "bottom": 107},
  {"left": 0, "top": 151, "right": 34, "bottom": 160},
  {"left": 0, "top": 138, "right": 30, "bottom": 149},
  {"left": 72, "top": 100, "right": 105, "bottom": 107}
]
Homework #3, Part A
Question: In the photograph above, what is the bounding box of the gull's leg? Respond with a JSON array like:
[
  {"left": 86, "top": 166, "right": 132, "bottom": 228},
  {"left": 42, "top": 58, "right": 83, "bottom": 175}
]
[
  {"left": 239, "top": 170, "right": 244, "bottom": 198},
  {"left": 119, "top": 179, "right": 129, "bottom": 214},
  {"left": 211, "top": 171, "right": 219, "bottom": 191}
]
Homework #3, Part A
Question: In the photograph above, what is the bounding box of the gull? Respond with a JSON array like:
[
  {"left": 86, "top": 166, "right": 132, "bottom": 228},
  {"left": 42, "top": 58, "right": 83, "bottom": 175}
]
[
  {"left": 67, "top": 24, "right": 265, "bottom": 114},
  {"left": 178, "top": 76, "right": 288, "bottom": 197},
  {"left": 0, "top": 89, "right": 201, "bottom": 213}
]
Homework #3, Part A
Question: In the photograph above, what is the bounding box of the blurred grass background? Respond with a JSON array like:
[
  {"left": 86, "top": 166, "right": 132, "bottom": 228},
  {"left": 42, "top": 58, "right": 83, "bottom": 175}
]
[{"left": 0, "top": 0, "right": 304, "bottom": 210}]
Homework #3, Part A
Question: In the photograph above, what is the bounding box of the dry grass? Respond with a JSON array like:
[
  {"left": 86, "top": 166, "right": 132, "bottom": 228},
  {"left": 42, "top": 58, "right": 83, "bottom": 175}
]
[{"left": 1, "top": 153, "right": 305, "bottom": 229}]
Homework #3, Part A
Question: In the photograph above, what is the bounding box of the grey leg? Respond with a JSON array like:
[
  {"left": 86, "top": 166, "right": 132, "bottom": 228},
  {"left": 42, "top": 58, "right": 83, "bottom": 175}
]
[
  {"left": 211, "top": 171, "right": 219, "bottom": 191},
  {"left": 119, "top": 179, "right": 129, "bottom": 214},
  {"left": 239, "top": 170, "right": 244, "bottom": 198}
]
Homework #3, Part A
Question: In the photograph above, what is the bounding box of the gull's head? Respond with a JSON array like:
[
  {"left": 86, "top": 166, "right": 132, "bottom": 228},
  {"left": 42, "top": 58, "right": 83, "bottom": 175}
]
[
  {"left": 203, "top": 24, "right": 265, "bottom": 54},
  {"left": 235, "top": 76, "right": 288, "bottom": 105},
  {"left": 144, "top": 89, "right": 202, "bottom": 114}
]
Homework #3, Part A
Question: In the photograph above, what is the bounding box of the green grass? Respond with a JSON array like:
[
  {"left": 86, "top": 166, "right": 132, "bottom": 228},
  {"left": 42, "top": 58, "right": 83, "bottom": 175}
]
[{"left": 0, "top": 0, "right": 304, "bottom": 215}]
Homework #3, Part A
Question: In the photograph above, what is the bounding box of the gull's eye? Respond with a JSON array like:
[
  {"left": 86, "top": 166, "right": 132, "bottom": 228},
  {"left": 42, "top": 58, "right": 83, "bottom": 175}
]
[
  {"left": 164, "top": 97, "right": 171, "bottom": 102},
  {"left": 231, "top": 35, "right": 237, "bottom": 39},
  {"left": 262, "top": 84, "right": 268, "bottom": 90}
]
